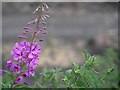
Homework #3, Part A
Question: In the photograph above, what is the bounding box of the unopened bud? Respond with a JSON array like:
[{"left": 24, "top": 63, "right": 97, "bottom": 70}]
[
  {"left": 33, "top": 5, "right": 40, "bottom": 13},
  {"left": 18, "top": 35, "right": 27, "bottom": 39},
  {"left": 39, "top": 38, "right": 44, "bottom": 41}
]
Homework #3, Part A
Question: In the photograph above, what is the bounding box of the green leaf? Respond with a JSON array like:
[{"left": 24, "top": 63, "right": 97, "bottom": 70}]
[
  {"left": 72, "top": 63, "right": 80, "bottom": 74},
  {"left": 13, "top": 84, "right": 31, "bottom": 88},
  {"left": 82, "top": 50, "right": 91, "bottom": 61},
  {"left": 107, "top": 67, "right": 115, "bottom": 74},
  {"left": 66, "top": 69, "right": 72, "bottom": 74},
  {"left": 3, "top": 74, "right": 13, "bottom": 88},
  {"left": 65, "top": 69, "right": 73, "bottom": 80}
]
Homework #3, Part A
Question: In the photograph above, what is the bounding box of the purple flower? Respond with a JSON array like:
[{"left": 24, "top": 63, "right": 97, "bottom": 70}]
[
  {"left": 11, "top": 41, "right": 40, "bottom": 62},
  {"left": 22, "top": 68, "right": 35, "bottom": 77},
  {"left": 13, "top": 64, "right": 21, "bottom": 74},
  {"left": 29, "top": 69, "right": 35, "bottom": 76},
  {"left": 15, "top": 76, "right": 23, "bottom": 85},
  {"left": 8, "top": 41, "right": 41, "bottom": 76},
  {"left": 24, "top": 82, "right": 30, "bottom": 86},
  {"left": 7, "top": 60, "right": 21, "bottom": 74},
  {"left": 28, "top": 44, "right": 41, "bottom": 59},
  {"left": 22, "top": 71, "right": 29, "bottom": 77},
  {"left": 7, "top": 60, "right": 14, "bottom": 71},
  {"left": 11, "top": 43, "right": 24, "bottom": 61},
  {"left": 30, "top": 58, "right": 38, "bottom": 68},
  {"left": 28, "top": 66, "right": 35, "bottom": 76}
]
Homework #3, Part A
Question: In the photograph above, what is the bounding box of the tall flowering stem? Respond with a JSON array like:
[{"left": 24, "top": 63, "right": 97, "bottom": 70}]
[
  {"left": 6, "top": 2, "right": 50, "bottom": 87},
  {"left": 31, "top": 3, "right": 43, "bottom": 42}
]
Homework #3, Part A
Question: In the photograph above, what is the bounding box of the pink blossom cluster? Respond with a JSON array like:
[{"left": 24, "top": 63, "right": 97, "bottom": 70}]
[{"left": 7, "top": 41, "right": 41, "bottom": 85}]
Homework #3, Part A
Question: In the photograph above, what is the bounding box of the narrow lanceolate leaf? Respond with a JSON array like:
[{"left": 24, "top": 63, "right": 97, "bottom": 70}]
[
  {"left": 83, "top": 50, "right": 90, "bottom": 61},
  {"left": 13, "top": 84, "right": 31, "bottom": 88}
]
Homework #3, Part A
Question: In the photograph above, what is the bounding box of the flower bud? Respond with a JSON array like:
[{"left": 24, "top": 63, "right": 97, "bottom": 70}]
[
  {"left": 40, "top": 22, "right": 46, "bottom": 25},
  {"left": 22, "top": 31, "right": 27, "bottom": 34},
  {"left": 27, "top": 21, "right": 33, "bottom": 25},
  {"left": 43, "top": 3, "right": 49, "bottom": 10},
  {"left": 42, "top": 6, "right": 45, "bottom": 11},
  {"left": 18, "top": 35, "right": 27, "bottom": 39},
  {"left": 33, "top": 5, "right": 40, "bottom": 13},
  {"left": 41, "top": 16, "right": 45, "bottom": 20},
  {"left": 24, "top": 82, "right": 30, "bottom": 86},
  {"left": 42, "top": 27, "right": 47, "bottom": 30},
  {"left": 24, "top": 27, "right": 31, "bottom": 30},
  {"left": 39, "top": 38, "right": 44, "bottom": 41},
  {"left": 44, "top": 14, "right": 50, "bottom": 18},
  {"left": 34, "top": 18, "right": 38, "bottom": 22},
  {"left": 42, "top": 31, "right": 47, "bottom": 35}
]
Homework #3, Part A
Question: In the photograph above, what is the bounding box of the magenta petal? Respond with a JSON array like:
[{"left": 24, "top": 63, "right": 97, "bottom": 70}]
[
  {"left": 31, "top": 45, "right": 35, "bottom": 51},
  {"left": 22, "top": 71, "right": 29, "bottom": 77},
  {"left": 37, "top": 45, "right": 41, "bottom": 49},
  {"left": 15, "top": 76, "right": 23, "bottom": 84},
  {"left": 11, "top": 50, "right": 14, "bottom": 55},
  {"left": 16, "top": 50, "right": 21, "bottom": 55},
  {"left": 17, "top": 76, "right": 23, "bottom": 81},
  {"left": 16, "top": 69, "right": 20, "bottom": 74},
  {"left": 14, "top": 55, "right": 20, "bottom": 60},
  {"left": 26, "top": 48, "right": 30, "bottom": 52},
  {"left": 22, "top": 57, "right": 26, "bottom": 63},
  {"left": 15, "top": 42, "right": 19, "bottom": 48},
  {"left": 26, "top": 42, "right": 31, "bottom": 47},
  {"left": 33, "top": 51, "right": 38, "bottom": 54},
  {"left": 28, "top": 53, "right": 34, "bottom": 59},
  {"left": 30, "top": 70, "right": 35, "bottom": 76},
  {"left": 20, "top": 41, "right": 25, "bottom": 46},
  {"left": 7, "top": 60, "right": 12, "bottom": 64},
  {"left": 24, "top": 82, "right": 30, "bottom": 85}
]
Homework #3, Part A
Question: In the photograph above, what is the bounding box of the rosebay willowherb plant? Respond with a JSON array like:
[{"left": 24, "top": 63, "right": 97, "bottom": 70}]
[
  {"left": 1, "top": 3, "right": 117, "bottom": 89},
  {"left": 1, "top": 2, "right": 49, "bottom": 88}
]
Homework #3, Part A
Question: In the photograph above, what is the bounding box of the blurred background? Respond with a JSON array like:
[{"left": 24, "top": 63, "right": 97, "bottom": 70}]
[{"left": 2, "top": 2, "right": 119, "bottom": 87}]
